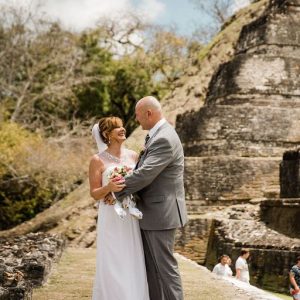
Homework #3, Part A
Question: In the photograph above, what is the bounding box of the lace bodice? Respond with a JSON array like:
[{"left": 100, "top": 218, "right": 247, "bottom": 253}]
[{"left": 98, "top": 148, "right": 137, "bottom": 186}]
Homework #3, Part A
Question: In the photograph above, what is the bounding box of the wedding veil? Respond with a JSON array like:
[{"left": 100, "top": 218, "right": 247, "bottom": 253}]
[{"left": 92, "top": 123, "right": 108, "bottom": 153}]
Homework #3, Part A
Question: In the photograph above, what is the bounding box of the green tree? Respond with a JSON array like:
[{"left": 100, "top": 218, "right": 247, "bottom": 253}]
[
  {"left": 108, "top": 55, "right": 159, "bottom": 134},
  {"left": 74, "top": 30, "right": 113, "bottom": 118},
  {"left": 74, "top": 30, "right": 161, "bottom": 135}
]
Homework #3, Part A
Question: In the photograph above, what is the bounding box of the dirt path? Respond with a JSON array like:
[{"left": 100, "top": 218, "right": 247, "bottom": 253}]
[{"left": 33, "top": 247, "right": 282, "bottom": 300}]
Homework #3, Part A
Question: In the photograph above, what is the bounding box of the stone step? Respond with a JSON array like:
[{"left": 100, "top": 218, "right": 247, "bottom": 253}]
[
  {"left": 236, "top": 2, "right": 300, "bottom": 54},
  {"left": 184, "top": 156, "right": 280, "bottom": 202},
  {"left": 178, "top": 105, "right": 300, "bottom": 157}
]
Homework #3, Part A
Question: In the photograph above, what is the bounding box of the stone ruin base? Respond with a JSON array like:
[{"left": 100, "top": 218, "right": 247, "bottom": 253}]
[
  {"left": 280, "top": 149, "right": 300, "bottom": 198},
  {"left": 175, "top": 216, "right": 212, "bottom": 264},
  {"left": 205, "top": 217, "right": 300, "bottom": 293},
  {"left": 175, "top": 203, "right": 263, "bottom": 265},
  {"left": 0, "top": 232, "right": 66, "bottom": 300},
  {"left": 260, "top": 198, "right": 300, "bottom": 238},
  {"left": 176, "top": 201, "right": 300, "bottom": 294}
]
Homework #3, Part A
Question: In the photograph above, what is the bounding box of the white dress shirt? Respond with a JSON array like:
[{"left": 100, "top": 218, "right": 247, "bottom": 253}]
[
  {"left": 212, "top": 263, "right": 233, "bottom": 277},
  {"left": 148, "top": 118, "right": 166, "bottom": 138},
  {"left": 235, "top": 257, "right": 250, "bottom": 283}
]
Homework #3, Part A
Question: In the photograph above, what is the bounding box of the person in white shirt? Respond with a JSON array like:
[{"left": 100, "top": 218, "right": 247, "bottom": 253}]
[
  {"left": 212, "top": 255, "right": 233, "bottom": 277},
  {"left": 227, "top": 257, "right": 233, "bottom": 276},
  {"left": 235, "top": 249, "right": 250, "bottom": 284}
]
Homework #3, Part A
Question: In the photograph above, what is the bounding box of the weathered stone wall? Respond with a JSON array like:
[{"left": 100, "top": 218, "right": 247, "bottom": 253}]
[
  {"left": 260, "top": 199, "right": 300, "bottom": 237},
  {"left": 280, "top": 149, "right": 300, "bottom": 198},
  {"left": 175, "top": 217, "right": 212, "bottom": 264},
  {"left": 260, "top": 149, "right": 300, "bottom": 238},
  {"left": 178, "top": 106, "right": 300, "bottom": 157},
  {"left": 0, "top": 233, "right": 66, "bottom": 299},
  {"left": 205, "top": 218, "right": 300, "bottom": 293},
  {"left": 184, "top": 157, "right": 279, "bottom": 205},
  {"left": 176, "top": 0, "right": 300, "bottom": 207},
  {"left": 201, "top": 143, "right": 300, "bottom": 293},
  {"left": 236, "top": 0, "right": 300, "bottom": 54}
]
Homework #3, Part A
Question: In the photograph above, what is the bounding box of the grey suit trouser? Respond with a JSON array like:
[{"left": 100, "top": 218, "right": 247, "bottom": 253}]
[{"left": 141, "top": 229, "right": 184, "bottom": 300}]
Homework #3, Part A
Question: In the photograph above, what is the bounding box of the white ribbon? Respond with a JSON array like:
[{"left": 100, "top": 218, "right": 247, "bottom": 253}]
[{"left": 92, "top": 123, "right": 108, "bottom": 153}]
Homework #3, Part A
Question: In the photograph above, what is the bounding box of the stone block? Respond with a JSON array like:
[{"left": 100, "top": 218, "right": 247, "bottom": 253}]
[
  {"left": 260, "top": 199, "right": 300, "bottom": 237},
  {"left": 178, "top": 105, "right": 300, "bottom": 157},
  {"left": 0, "top": 233, "right": 66, "bottom": 299},
  {"left": 206, "top": 54, "right": 300, "bottom": 101},
  {"left": 236, "top": 10, "right": 300, "bottom": 53},
  {"left": 280, "top": 149, "right": 300, "bottom": 197},
  {"left": 184, "top": 157, "right": 279, "bottom": 204},
  {"left": 175, "top": 217, "right": 212, "bottom": 264}
]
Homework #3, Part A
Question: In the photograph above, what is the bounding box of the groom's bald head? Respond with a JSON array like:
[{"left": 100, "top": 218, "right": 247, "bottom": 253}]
[
  {"left": 135, "top": 96, "right": 163, "bottom": 130},
  {"left": 136, "top": 96, "right": 162, "bottom": 112}
]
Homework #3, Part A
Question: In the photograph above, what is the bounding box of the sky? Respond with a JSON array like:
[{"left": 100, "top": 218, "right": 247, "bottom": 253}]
[{"left": 0, "top": 0, "right": 250, "bottom": 36}]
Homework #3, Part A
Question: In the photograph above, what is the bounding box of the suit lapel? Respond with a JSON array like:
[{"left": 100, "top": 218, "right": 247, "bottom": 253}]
[
  {"left": 135, "top": 122, "right": 169, "bottom": 169},
  {"left": 145, "top": 122, "right": 169, "bottom": 147}
]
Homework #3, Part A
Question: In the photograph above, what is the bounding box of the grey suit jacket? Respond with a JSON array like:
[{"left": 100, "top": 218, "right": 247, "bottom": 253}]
[{"left": 115, "top": 122, "right": 188, "bottom": 230}]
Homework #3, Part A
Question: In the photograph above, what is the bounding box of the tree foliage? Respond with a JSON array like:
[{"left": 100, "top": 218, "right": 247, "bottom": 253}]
[
  {"left": 0, "top": 121, "right": 89, "bottom": 230},
  {"left": 0, "top": 5, "right": 93, "bottom": 132},
  {"left": 0, "top": 3, "right": 201, "bottom": 228},
  {"left": 0, "top": 4, "right": 199, "bottom": 137}
]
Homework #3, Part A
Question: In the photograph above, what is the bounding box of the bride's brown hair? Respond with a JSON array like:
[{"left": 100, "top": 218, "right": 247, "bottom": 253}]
[{"left": 98, "top": 117, "right": 123, "bottom": 144}]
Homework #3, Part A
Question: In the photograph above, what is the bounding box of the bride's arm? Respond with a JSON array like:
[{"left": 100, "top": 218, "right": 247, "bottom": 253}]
[{"left": 89, "top": 155, "right": 125, "bottom": 200}]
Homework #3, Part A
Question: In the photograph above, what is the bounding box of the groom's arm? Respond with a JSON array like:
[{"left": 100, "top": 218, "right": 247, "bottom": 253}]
[{"left": 114, "top": 137, "right": 173, "bottom": 200}]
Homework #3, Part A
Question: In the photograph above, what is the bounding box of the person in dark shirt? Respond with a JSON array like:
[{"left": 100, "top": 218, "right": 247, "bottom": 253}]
[{"left": 290, "top": 256, "right": 300, "bottom": 300}]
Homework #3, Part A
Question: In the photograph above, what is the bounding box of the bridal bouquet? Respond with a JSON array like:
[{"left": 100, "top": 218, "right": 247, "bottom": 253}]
[
  {"left": 107, "top": 165, "right": 143, "bottom": 220},
  {"left": 108, "top": 165, "right": 133, "bottom": 181}
]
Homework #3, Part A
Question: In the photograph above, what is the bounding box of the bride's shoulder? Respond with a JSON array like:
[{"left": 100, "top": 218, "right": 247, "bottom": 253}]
[
  {"left": 124, "top": 148, "right": 138, "bottom": 156},
  {"left": 124, "top": 148, "right": 138, "bottom": 160},
  {"left": 90, "top": 153, "right": 105, "bottom": 166}
]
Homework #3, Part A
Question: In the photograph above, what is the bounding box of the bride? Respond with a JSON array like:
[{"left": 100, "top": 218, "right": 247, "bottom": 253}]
[{"left": 89, "top": 116, "right": 149, "bottom": 300}]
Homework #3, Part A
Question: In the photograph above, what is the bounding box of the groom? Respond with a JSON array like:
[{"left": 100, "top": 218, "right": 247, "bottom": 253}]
[{"left": 114, "top": 96, "right": 188, "bottom": 300}]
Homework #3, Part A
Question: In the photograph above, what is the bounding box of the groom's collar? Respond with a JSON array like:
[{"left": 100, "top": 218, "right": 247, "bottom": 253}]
[{"left": 148, "top": 118, "right": 166, "bottom": 138}]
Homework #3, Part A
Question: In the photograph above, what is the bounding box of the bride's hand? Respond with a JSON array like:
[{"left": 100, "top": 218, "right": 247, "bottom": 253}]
[
  {"left": 107, "top": 177, "right": 126, "bottom": 192},
  {"left": 104, "top": 193, "right": 115, "bottom": 205}
]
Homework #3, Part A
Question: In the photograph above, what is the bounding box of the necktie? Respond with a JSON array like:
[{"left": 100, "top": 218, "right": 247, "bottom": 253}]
[
  {"left": 135, "top": 134, "right": 150, "bottom": 170},
  {"left": 144, "top": 134, "right": 150, "bottom": 145}
]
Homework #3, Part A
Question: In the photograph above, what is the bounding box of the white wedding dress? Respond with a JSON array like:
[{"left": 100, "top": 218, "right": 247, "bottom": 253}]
[{"left": 92, "top": 149, "right": 150, "bottom": 300}]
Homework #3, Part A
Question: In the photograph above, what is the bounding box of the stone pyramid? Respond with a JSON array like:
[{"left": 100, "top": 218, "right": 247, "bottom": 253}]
[{"left": 176, "top": 0, "right": 300, "bottom": 211}]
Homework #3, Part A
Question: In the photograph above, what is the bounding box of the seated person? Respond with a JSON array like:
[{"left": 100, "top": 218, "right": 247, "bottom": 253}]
[{"left": 212, "top": 254, "right": 232, "bottom": 277}]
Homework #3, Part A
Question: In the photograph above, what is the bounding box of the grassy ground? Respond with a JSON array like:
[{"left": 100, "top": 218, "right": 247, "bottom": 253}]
[
  {"left": 33, "top": 247, "right": 280, "bottom": 300},
  {"left": 269, "top": 292, "right": 291, "bottom": 300},
  {"left": 33, "top": 248, "right": 95, "bottom": 299}
]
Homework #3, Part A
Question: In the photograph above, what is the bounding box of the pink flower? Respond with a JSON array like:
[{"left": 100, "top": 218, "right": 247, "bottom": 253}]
[{"left": 108, "top": 164, "right": 132, "bottom": 180}]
